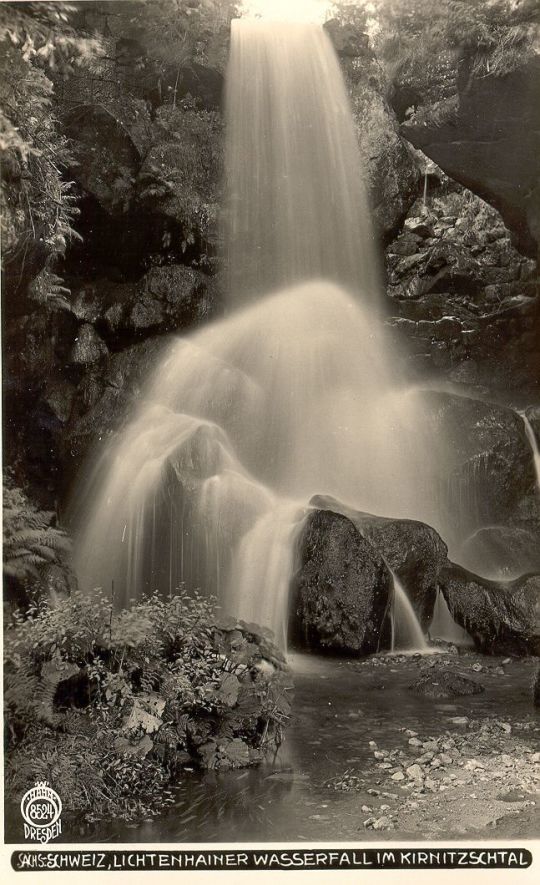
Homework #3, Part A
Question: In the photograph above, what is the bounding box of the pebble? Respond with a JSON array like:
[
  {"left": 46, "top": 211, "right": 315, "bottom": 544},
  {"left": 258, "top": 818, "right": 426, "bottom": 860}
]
[
  {"left": 374, "top": 750, "right": 386, "bottom": 759},
  {"left": 368, "top": 740, "right": 378, "bottom": 749},
  {"left": 439, "top": 753, "right": 453, "bottom": 765},
  {"left": 449, "top": 717, "right": 469, "bottom": 726},
  {"left": 391, "top": 771, "right": 405, "bottom": 781},
  {"left": 406, "top": 764, "right": 424, "bottom": 782},
  {"left": 373, "top": 816, "right": 393, "bottom": 830},
  {"left": 361, "top": 805, "right": 372, "bottom": 813},
  {"left": 409, "top": 738, "right": 422, "bottom": 747},
  {"left": 464, "top": 759, "right": 485, "bottom": 771},
  {"left": 405, "top": 729, "right": 418, "bottom": 737},
  {"left": 472, "top": 663, "right": 483, "bottom": 672}
]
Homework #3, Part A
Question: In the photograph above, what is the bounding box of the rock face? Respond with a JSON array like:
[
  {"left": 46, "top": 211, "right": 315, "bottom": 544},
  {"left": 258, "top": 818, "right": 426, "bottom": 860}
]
[
  {"left": 401, "top": 56, "right": 540, "bottom": 257},
  {"left": 71, "top": 264, "right": 219, "bottom": 344},
  {"left": 385, "top": 175, "right": 539, "bottom": 394},
  {"left": 291, "top": 509, "right": 392, "bottom": 655},
  {"left": 439, "top": 562, "right": 540, "bottom": 656},
  {"left": 310, "top": 495, "right": 447, "bottom": 629}
]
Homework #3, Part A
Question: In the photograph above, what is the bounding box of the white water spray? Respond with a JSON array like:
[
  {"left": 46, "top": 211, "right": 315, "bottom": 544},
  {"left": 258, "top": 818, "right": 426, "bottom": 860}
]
[{"left": 73, "top": 21, "right": 443, "bottom": 649}]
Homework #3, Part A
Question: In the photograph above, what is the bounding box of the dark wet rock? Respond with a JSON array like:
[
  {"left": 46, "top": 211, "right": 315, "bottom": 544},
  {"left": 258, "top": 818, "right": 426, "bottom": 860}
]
[
  {"left": 458, "top": 524, "right": 540, "bottom": 580},
  {"left": 69, "top": 324, "right": 109, "bottom": 366},
  {"left": 63, "top": 337, "right": 166, "bottom": 472},
  {"left": 424, "top": 392, "right": 538, "bottom": 534},
  {"left": 534, "top": 664, "right": 540, "bottom": 707},
  {"left": 291, "top": 509, "right": 392, "bottom": 655},
  {"left": 310, "top": 495, "right": 447, "bottom": 629},
  {"left": 439, "top": 562, "right": 540, "bottom": 656},
  {"left": 401, "top": 56, "right": 540, "bottom": 256},
  {"left": 68, "top": 265, "right": 219, "bottom": 347},
  {"left": 411, "top": 667, "right": 484, "bottom": 698},
  {"left": 42, "top": 376, "right": 77, "bottom": 426}
]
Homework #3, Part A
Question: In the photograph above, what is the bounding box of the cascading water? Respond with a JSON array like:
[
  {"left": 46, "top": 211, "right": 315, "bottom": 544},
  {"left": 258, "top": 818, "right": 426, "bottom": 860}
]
[
  {"left": 522, "top": 412, "right": 540, "bottom": 490},
  {"left": 73, "top": 20, "right": 445, "bottom": 649},
  {"left": 390, "top": 573, "right": 429, "bottom": 653}
]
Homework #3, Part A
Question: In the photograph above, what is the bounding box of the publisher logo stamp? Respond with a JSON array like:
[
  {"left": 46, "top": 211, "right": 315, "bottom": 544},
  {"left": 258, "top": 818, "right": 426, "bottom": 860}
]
[{"left": 20, "top": 781, "right": 62, "bottom": 843}]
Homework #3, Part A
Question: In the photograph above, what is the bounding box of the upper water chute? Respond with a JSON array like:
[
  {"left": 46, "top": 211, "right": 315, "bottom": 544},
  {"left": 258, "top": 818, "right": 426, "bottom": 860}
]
[{"left": 224, "top": 19, "right": 381, "bottom": 304}]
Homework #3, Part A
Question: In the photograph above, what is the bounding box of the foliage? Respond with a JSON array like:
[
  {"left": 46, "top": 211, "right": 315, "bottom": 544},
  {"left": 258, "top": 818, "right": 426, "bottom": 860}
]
[
  {"left": 332, "top": 0, "right": 540, "bottom": 117},
  {"left": 4, "top": 590, "right": 292, "bottom": 821},
  {"left": 131, "top": 0, "right": 238, "bottom": 73},
  {"left": 137, "top": 100, "right": 222, "bottom": 254},
  {"left": 0, "top": 2, "right": 101, "bottom": 296},
  {"left": 2, "top": 475, "right": 72, "bottom": 596}
]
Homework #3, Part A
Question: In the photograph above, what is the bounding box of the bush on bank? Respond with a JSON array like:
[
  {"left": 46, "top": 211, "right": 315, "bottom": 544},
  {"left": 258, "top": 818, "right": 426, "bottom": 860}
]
[{"left": 4, "top": 589, "right": 292, "bottom": 821}]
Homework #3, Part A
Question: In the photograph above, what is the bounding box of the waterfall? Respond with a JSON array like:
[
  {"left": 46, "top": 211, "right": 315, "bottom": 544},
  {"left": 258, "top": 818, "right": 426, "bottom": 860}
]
[
  {"left": 390, "top": 573, "right": 429, "bottom": 653},
  {"left": 72, "top": 21, "right": 445, "bottom": 649},
  {"left": 224, "top": 20, "right": 380, "bottom": 304},
  {"left": 429, "top": 589, "right": 472, "bottom": 646},
  {"left": 522, "top": 412, "right": 540, "bottom": 490}
]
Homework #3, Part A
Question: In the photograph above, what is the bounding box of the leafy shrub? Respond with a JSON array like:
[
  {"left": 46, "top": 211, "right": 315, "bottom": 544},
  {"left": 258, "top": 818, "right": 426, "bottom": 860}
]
[{"left": 4, "top": 590, "right": 293, "bottom": 821}]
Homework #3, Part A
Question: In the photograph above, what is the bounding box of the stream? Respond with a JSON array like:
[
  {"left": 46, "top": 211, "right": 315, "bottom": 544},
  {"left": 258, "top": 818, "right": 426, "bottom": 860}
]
[{"left": 14, "top": 650, "right": 535, "bottom": 845}]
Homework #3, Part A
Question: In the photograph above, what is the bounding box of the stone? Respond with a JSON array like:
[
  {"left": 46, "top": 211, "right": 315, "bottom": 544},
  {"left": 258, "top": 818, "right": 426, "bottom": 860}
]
[
  {"left": 411, "top": 667, "right": 484, "bottom": 698},
  {"left": 309, "top": 494, "right": 447, "bottom": 628},
  {"left": 406, "top": 764, "right": 424, "bottom": 782},
  {"left": 439, "top": 563, "right": 540, "bottom": 656},
  {"left": 69, "top": 324, "right": 108, "bottom": 366},
  {"left": 290, "top": 509, "right": 392, "bottom": 654},
  {"left": 458, "top": 524, "right": 540, "bottom": 579},
  {"left": 391, "top": 771, "right": 405, "bottom": 781}
]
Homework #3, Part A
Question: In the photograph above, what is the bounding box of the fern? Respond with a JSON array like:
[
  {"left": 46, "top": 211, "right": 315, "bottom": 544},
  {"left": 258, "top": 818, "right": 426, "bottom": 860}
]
[{"left": 3, "top": 474, "right": 72, "bottom": 589}]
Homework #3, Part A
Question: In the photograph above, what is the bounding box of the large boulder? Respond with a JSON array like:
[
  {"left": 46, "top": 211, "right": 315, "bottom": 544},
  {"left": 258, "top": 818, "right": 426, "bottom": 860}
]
[
  {"left": 439, "top": 562, "right": 540, "bottom": 656},
  {"left": 310, "top": 495, "right": 447, "bottom": 629},
  {"left": 290, "top": 509, "right": 392, "bottom": 655},
  {"left": 401, "top": 56, "right": 540, "bottom": 257},
  {"left": 458, "top": 524, "right": 540, "bottom": 580}
]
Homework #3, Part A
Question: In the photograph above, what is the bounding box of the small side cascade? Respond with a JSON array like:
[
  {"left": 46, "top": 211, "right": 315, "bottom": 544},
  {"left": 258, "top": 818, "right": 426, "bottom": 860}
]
[
  {"left": 429, "top": 588, "right": 472, "bottom": 646},
  {"left": 521, "top": 411, "right": 540, "bottom": 491},
  {"left": 390, "top": 572, "right": 429, "bottom": 653}
]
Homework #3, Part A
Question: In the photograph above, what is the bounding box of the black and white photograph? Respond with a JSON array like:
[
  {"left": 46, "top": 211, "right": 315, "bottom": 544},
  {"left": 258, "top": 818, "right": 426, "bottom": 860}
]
[{"left": 1, "top": 0, "right": 539, "bottom": 872}]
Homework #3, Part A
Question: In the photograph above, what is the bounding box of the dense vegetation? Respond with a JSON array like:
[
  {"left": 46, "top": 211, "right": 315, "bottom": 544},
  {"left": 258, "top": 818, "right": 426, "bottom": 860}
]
[
  {"left": 5, "top": 590, "right": 291, "bottom": 820},
  {"left": 334, "top": 0, "right": 540, "bottom": 120}
]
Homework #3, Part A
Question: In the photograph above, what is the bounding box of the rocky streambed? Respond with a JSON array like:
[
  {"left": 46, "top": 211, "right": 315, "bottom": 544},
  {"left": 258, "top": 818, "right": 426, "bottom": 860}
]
[{"left": 30, "top": 648, "right": 538, "bottom": 845}]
